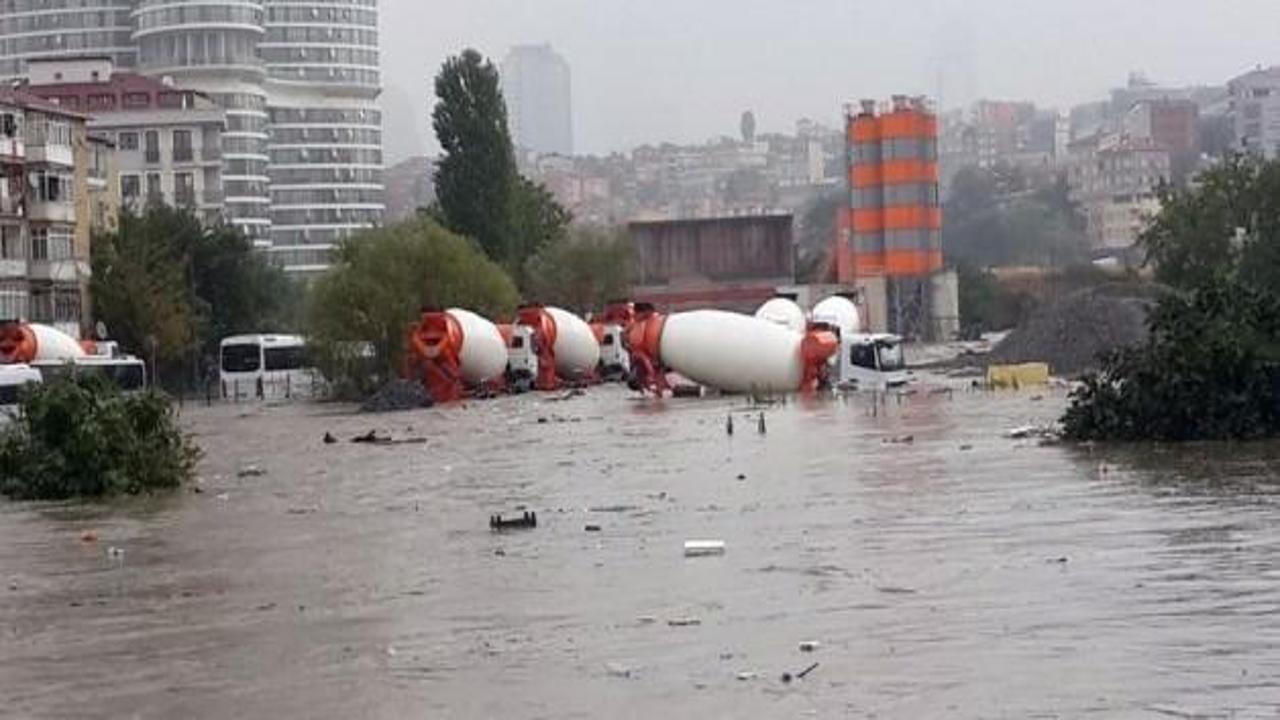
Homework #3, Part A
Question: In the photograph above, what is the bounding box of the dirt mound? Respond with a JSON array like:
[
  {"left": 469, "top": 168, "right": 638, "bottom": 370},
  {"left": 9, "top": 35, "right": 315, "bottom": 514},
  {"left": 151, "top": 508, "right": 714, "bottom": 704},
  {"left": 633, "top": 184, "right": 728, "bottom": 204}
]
[
  {"left": 361, "top": 379, "right": 434, "bottom": 413},
  {"left": 990, "top": 284, "right": 1158, "bottom": 377}
]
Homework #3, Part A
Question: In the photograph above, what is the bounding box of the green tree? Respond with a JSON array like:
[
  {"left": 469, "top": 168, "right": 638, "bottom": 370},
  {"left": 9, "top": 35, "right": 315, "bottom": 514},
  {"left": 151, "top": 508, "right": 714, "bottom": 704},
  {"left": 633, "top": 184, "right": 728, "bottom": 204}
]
[
  {"left": 92, "top": 205, "right": 296, "bottom": 389},
  {"left": 431, "top": 49, "right": 569, "bottom": 272},
  {"left": 1140, "top": 154, "right": 1280, "bottom": 294},
  {"left": 943, "top": 166, "right": 1089, "bottom": 269},
  {"left": 306, "top": 217, "right": 520, "bottom": 398},
  {"left": 510, "top": 176, "right": 571, "bottom": 285},
  {"left": 431, "top": 49, "right": 519, "bottom": 264},
  {"left": 1063, "top": 156, "right": 1280, "bottom": 441},
  {"left": 795, "top": 186, "right": 844, "bottom": 283},
  {"left": 522, "top": 226, "right": 634, "bottom": 315},
  {"left": 91, "top": 207, "right": 199, "bottom": 374}
]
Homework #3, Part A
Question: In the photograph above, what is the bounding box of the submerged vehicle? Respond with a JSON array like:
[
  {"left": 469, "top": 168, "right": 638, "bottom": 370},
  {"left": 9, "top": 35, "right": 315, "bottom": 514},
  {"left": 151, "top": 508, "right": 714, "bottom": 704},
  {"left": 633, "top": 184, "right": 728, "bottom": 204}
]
[
  {"left": 220, "top": 334, "right": 316, "bottom": 401},
  {"left": 625, "top": 304, "right": 838, "bottom": 395},
  {"left": 0, "top": 363, "right": 41, "bottom": 420},
  {"left": 591, "top": 301, "right": 634, "bottom": 382},
  {"left": 405, "top": 308, "right": 508, "bottom": 403},
  {"left": 513, "top": 305, "right": 600, "bottom": 391},
  {"left": 834, "top": 332, "right": 908, "bottom": 390},
  {"left": 0, "top": 321, "right": 147, "bottom": 393}
]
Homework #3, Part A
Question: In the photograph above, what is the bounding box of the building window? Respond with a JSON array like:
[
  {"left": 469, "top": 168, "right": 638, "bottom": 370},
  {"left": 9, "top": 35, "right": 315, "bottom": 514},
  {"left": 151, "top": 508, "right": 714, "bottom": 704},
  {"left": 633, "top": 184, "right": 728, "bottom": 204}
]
[
  {"left": 146, "top": 173, "right": 162, "bottom": 202},
  {"left": 172, "top": 129, "right": 193, "bottom": 162},
  {"left": 0, "top": 113, "right": 17, "bottom": 138},
  {"left": 123, "top": 92, "right": 149, "bottom": 109},
  {"left": 174, "top": 172, "right": 194, "bottom": 207},
  {"left": 144, "top": 131, "right": 160, "bottom": 163},
  {"left": 120, "top": 174, "right": 140, "bottom": 201},
  {"left": 0, "top": 225, "right": 22, "bottom": 259},
  {"left": 30, "top": 227, "right": 47, "bottom": 260},
  {"left": 118, "top": 131, "right": 139, "bottom": 151},
  {"left": 87, "top": 94, "right": 116, "bottom": 111}
]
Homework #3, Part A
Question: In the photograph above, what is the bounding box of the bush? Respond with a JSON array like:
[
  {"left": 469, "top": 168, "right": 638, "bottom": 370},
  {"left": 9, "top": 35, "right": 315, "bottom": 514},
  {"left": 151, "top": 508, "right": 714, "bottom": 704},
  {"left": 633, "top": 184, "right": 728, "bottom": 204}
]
[
  {"left": 0, "top": 376, "right": 200, "bottom": 500},
  {"left": 306, "top": 217, "right": 520, "bottom": 399},
  {"left": 1061, "top": 280, "right": 1280, "bottom": 441}
]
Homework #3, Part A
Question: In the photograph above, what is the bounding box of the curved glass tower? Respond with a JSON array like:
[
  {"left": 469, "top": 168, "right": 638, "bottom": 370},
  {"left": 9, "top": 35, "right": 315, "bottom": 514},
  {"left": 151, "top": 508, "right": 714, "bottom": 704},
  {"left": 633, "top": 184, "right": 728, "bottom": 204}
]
[
  {"left": 261, "top": 0, "right": 382, "bottom": 272},
  {"left": 132, "top": 0, "right": 272, "bottom": 245},
  {"left": 0, "top": 0, "right": 137, "bottom": 79}
]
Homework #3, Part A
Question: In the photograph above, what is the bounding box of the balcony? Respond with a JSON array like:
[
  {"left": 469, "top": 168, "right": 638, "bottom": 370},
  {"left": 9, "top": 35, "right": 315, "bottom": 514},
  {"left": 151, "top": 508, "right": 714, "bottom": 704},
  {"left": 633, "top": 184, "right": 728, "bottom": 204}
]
[
  {"left": 201, "top": 147, "right": 222, "bottom": 162},
  {"left": 25, "top": 144, "right": 73, "bottom": 167},
  {"left": 145, "top": 149, "right": 161, "bottom": 164},
  {"left": 0, "top": 194, "right": 22, "bottom": 217},
  {"left": 0, "top": 136, "right": 23, "bottom": 161},
  {"left": 28, "top": 259, "right": 79, "bottom": 282},
  {"left": 27, "top": 200, "right": 74, "bottom": 223},
  {"left": 173, "top": 147, "right": 194, "bottom": 163},
  {"left": 0, "top": 258, "right": 26, "bottom": 278},
  {"left": 175, "top": 190, "right": 197, "bottom": 208},
  {"left": 199, "top": 189, "right": 224, "bottom": 206}
]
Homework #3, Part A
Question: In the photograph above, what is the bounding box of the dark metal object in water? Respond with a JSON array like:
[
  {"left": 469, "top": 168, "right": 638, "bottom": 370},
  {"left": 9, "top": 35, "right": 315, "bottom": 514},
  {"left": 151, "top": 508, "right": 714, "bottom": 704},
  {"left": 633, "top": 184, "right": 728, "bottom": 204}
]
[{"left": 490, "top": 511, "right": 537, "bottom": 531}]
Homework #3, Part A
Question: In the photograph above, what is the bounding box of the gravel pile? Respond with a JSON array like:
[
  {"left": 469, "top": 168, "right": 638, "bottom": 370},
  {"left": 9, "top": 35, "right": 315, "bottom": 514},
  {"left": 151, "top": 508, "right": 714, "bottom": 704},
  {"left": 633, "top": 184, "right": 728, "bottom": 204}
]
[
  {"left": 360, "top": 379, "right": 434, "bottom": 413},
  {"left": 990, "top": 284, "right": 1158, "bottom": 377}
]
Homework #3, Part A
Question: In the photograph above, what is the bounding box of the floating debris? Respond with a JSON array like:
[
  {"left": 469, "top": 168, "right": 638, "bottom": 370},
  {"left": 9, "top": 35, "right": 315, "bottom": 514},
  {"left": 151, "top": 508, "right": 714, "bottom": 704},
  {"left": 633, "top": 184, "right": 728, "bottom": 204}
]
[
  {"left": 490, "top": 511, "right": 537, "bottom": 531},
  {"left": 684, "top": 540, "right": 726, "bottom": 557}
]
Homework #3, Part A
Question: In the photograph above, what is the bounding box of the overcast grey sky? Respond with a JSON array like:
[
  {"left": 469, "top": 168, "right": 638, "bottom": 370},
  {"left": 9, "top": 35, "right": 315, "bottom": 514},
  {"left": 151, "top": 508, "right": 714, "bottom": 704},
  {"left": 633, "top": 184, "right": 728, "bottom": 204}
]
[{"left": 380, "top": 0, "right": 1280, "bottom": 162}]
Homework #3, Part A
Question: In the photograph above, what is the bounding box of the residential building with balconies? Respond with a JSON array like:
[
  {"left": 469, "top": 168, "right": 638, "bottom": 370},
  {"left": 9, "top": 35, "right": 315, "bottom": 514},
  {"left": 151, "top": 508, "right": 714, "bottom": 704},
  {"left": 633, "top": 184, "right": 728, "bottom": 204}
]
[
  {"left": 25, "top": 57, "right": 225, "bottom": 225},
  {"left": 0, "top": 0, "right": 384, "bottom": 271},
  {"left": 0, "top": 87, "right": 96, "bottom": 338}
]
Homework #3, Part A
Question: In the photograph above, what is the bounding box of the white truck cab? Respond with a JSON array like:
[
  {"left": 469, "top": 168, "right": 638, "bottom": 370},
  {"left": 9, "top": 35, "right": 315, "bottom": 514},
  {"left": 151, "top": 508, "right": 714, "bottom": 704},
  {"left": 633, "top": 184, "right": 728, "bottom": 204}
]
[
  {"left": 597, "top": 324, "right": 630, "bottom": 381},
  {"left": 505, "top": 325, "right": 539, "bottom": 394},
  {"left": 834, "top": 333, "right": 908, "bottom": 391},
  {"left": 0, "top": 364, "right": 42, "bottom": 420}
]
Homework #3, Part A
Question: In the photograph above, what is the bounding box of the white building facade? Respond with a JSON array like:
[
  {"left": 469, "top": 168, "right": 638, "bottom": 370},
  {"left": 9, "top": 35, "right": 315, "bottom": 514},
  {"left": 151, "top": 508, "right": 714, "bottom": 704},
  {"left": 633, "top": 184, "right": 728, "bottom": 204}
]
[
  {"left": 0, "top": 0, "right": 383, "bottom": 272},
  {"left": 1229, "top": 67, "right": 1280, "bottom": 160}
]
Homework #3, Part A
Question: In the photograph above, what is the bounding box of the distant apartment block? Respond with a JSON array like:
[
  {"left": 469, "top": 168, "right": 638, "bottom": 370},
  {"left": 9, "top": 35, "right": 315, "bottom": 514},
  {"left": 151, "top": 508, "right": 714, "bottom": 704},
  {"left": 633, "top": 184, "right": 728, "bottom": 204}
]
[
  {"left": 1068, "top": 134, "right": 1170, "bottom": 253},
  {"left": 0, "top": 0, "right": 385, "bottom": 274},
  {"left": 24, "top": 58, "right": 225, "bottom": 225},
  {"left": 0, "top": 88, "right": 103, "bottom": 338},
  {"left": 502, "top": 44, "right": 572, "bottom": 156},
  {"left": 1229, "top": 66, "right": 1280, "bottom": 159}
]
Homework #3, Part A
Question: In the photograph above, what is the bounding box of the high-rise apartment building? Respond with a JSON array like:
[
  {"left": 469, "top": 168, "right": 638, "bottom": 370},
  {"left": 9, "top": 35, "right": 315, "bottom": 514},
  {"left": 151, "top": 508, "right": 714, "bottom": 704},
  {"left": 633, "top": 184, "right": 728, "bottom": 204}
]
[
  {"left": 0, "top": 0, "right": 137, "bottom": 79},
  {"left": 501, "top": 44, "right": 572, "bottom": 157},
  {"left": 0, "top": 0, "right": 383, "bottom": 272},
  {"left": 261, "top": 0, "right": 383, "bottom": 272}
]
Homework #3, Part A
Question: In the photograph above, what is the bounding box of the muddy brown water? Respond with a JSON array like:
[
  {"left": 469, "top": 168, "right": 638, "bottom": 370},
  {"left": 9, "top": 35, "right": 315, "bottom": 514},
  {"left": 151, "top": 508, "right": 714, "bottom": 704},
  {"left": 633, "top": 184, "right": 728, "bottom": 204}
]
[{"left": 3, "top": 386, "right": 1280, "bottom": 718}]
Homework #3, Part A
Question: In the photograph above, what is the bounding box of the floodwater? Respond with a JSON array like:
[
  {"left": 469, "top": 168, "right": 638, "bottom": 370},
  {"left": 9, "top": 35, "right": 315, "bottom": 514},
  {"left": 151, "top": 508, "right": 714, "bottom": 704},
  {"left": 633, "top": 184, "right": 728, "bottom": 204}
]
[{"left": 4, "top": 384, "right": 1280, "bottom": 718}]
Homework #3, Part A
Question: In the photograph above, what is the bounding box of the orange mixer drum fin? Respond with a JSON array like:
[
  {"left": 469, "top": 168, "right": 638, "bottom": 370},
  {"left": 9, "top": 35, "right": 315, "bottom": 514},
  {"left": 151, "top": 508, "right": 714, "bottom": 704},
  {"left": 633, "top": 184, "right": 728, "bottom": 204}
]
[
  {"left": 407, "top": 310, "right": 466, "bottom": 403},
  {"left": 0, "top": 322, "right": 37, "bottom": 364},
  {"left": 623, "top": 305, "right": 669, "bottom": 395},
  {"left": 516, "top": 305, "right": 559, "bottom": 391},
  {"left": 799, "top": 323, "right": 839, "bottom": 392}
]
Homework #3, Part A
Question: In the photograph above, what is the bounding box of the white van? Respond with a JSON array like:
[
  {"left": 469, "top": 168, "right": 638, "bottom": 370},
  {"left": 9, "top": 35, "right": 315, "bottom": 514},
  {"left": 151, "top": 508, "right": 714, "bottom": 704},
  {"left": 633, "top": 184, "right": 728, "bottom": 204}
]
[{"left": 0, "top": 364, "right": 42, "bottom": 421}]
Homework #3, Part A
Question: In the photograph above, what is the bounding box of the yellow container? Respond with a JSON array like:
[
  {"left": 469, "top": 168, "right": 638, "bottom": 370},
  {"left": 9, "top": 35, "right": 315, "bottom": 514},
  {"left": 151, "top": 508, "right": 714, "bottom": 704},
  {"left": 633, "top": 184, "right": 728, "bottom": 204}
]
[{"left": 987, "top": 362, "right": 1050, "bottom": 390}]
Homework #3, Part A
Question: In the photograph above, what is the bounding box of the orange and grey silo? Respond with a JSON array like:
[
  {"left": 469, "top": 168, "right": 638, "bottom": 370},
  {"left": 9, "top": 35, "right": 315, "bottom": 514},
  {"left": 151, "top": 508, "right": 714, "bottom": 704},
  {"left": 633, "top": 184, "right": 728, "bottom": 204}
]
[{"left": 839, "top": 96, "right": 942, "bottom": 283}]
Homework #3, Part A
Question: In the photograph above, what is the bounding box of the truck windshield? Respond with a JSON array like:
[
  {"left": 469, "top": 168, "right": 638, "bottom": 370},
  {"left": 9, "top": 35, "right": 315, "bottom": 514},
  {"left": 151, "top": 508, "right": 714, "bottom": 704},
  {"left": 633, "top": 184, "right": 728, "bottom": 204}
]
[
  {"left": 222, "top": 344, "right": 261, "bottom": 372},
  {"left": 877, "top": 342, "right": 905, "bottom": 371},
  {"left": 0, "top": 383, "right": 24, "bottom": 404}
]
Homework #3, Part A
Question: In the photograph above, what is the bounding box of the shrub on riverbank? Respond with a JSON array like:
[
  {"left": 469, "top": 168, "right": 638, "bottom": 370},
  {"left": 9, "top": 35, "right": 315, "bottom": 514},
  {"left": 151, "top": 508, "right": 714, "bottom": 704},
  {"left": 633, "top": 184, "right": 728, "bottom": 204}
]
[
  {"left": 0, "top": 376, "right": 199, "bottom": 500},
  {"left": 1061, "top": 280, "right": 1280, "bottom": 441}
]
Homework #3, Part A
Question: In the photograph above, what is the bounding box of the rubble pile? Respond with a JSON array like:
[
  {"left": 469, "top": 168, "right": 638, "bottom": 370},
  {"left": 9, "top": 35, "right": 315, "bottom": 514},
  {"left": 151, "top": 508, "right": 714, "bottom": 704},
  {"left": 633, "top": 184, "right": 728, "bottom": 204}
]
[
  {"left": 360, "top": 379, "right": 434, "bottom": 413},
  {"left": 990, "top": 285, "right": 1157, "bottom": 377}
]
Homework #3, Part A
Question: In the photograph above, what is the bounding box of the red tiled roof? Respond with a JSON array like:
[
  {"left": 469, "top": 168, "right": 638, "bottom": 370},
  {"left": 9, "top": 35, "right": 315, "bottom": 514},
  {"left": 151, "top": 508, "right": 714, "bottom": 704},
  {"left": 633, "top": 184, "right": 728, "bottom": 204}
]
[{"left": 0, "top": 86, "right": 85, "bottom": 119}]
